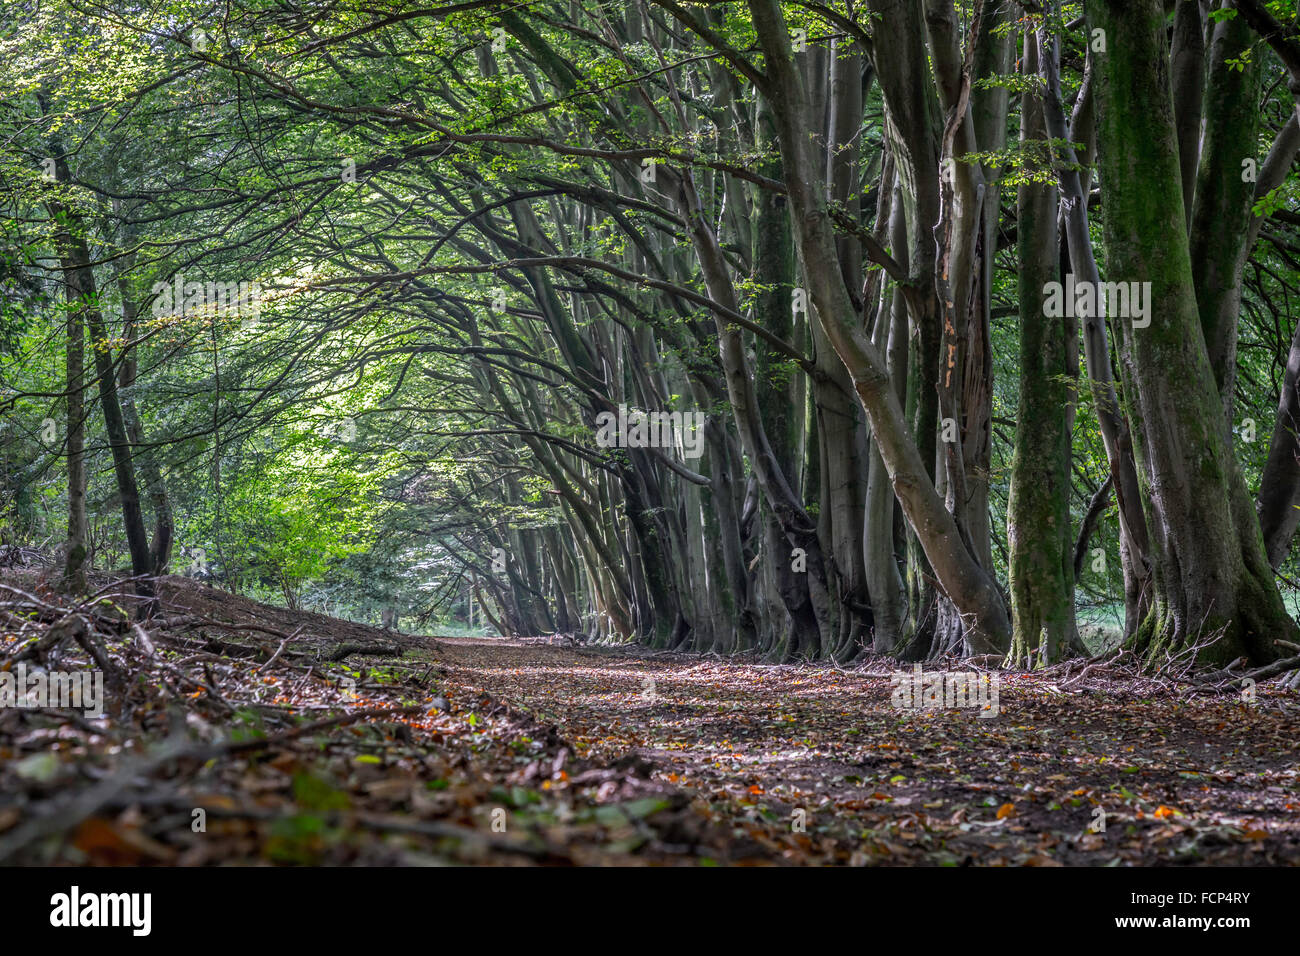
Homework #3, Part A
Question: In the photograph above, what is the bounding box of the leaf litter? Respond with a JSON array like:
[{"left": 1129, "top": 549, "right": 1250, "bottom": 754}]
[{"left": 2, "top": 570, "right": 1298, "bottom": 865}]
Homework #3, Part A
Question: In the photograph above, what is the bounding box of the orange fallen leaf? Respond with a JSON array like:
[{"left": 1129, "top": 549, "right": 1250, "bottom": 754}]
[
  {"left": 73, "top": 817, "right": 173, "bottom": 864},
  {"left": 996, "top": 802, "right": 1016, "bottom": 820}
]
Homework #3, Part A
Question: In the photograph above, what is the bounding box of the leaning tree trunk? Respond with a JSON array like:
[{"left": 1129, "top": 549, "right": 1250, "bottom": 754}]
[
  {"left": 115, "top": 259, "right": 174, "bottom": 578},
  {"left": 49, "top": 185, "right": 153, "bottom": 602},
  {"left": 1091, "top": 0, "right": 1296, "bottom": 666},
  {"left": 1258, "top": 320, "right": 1300, "bottom": 568},
  {"left": 748, "top": 0, "right": 1012, "bottom": 654},
  {"left": 1242, "top": 104, "right": 1300, "bottom": 567},
  {"left": 862, "top": 0, "right": 946, "bottom": 658}
]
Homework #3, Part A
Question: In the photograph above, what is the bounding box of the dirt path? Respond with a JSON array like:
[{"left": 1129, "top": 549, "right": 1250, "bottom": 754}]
[
  {"left": 4, "top": 566, "right": 1297, "bottom": 866},
  {"left": 432, "top": 636, "right": 1300, "bottom": 865}
]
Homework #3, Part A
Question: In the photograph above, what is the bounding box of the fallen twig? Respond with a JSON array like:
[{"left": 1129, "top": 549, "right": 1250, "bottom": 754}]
[{"left": 257, "top": 625, "right": 306, "bottom": 673}]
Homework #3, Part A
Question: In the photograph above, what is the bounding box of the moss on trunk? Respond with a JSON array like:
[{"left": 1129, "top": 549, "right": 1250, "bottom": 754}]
[
  {"left": 1092, "top": 0, "right": 1297, "bottom": 666},
  {"left": 1008, "top": 28, "right": 1077, "bottom": 668}
]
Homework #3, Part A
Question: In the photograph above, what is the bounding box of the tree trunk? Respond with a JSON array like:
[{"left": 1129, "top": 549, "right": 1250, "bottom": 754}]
[
  {"left": 1008, "top": 28, "right": 1077, "bottom": 667},
  {"left": 50, "top": 191, "right": 151, "bottom": 599},
  {"left": 865, "top": 183, "right": 910, "bottom": 653},
  {"left": 1189, "top": 10, "right": 1262, "bottom": 427},
  {"left": 674, "top": 169, "right": 831, "bottom": 659},
  {"left": 1170, "top": 0, "right": 1206, "bottom": 226},
  {"left": 1037, "top": 24, "right": 1153, "bottom": 636},
  {"left": 863, "top": 0, "right": 946, "bottom": 657},
  {"left": 1091, "top": 0, "right": 1295, "bottom": 665},
  {"left": 748, "top": 0, "right": 1012, "bottom": 654},
  {"left": 1257, "top": 319, "right": 1300, "bottom": 568},
  {"left": 114, "top": 249, "right": 174, "bottom": 576},
  {"left": 60, "top": 236, "right": 87, "bottom": 595}
]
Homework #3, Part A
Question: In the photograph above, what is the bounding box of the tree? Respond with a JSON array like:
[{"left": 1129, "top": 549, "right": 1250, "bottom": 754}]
[
  {"left": 1007, "top": 25, "right": 1076, "bottom": 667},
  {"left": 1091, "top": 0, "right": 1297, "bottom": 664}
]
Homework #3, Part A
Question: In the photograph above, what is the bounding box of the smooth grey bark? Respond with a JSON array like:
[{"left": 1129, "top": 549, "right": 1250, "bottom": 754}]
[
  {"left": 920, "top": 0, "right": 1010, "bottom": 656},
  {"left": 1189, "top": 8, "right": 1262, "bottom": 428},
  {"left": 927, "top": 0, "right": 986, "bottom": 568},
  {"left": 865, "top": 182, "right": 910, "bottom": 654},
  {"left": 671, "top": 166, "right": 831, "bottom": 659},
  {"left": 863, "top": 0, "right": 945, "bottom": 655},
  {"left": 964, "top": 0, "right": 1015, "bottom": 576},
  {"left": 816, "top": 37, "right": 873, "bottom": 660},
  {"left": 1170, "top": 0, "right": 1206, "bottom": 226}
]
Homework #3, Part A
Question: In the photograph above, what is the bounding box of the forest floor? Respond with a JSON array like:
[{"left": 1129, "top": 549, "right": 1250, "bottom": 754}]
[{"left": 2, "top": 568, "right": 1298, "bottom": 865}]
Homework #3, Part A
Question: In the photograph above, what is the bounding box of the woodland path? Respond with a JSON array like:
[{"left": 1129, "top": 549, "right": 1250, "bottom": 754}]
[
  {"left": 3, "top": 569, "right": 1297, "bottom": 865},
  {"left": 432, "top": 637, "right": 1300, "bottom": 865}
]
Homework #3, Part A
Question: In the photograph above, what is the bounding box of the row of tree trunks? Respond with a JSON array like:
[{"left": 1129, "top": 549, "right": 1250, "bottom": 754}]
[{"left": 747, "top": 0, "right": 1012, "bottom": 654}]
